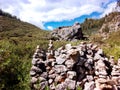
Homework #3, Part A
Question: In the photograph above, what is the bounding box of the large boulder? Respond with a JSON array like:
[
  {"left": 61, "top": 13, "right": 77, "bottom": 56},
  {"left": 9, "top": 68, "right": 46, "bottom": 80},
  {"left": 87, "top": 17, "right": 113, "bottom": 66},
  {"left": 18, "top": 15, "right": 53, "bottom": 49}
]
[{"left": 51, "top": 22, "right": 85, "bottom": 41}]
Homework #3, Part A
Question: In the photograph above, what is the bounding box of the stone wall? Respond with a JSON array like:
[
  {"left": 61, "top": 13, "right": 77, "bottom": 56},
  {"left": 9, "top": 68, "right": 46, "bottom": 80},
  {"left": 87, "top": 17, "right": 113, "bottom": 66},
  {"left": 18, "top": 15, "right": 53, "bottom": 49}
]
[{"left": 30, "top": 40, "right": 120, "bottom": 90}]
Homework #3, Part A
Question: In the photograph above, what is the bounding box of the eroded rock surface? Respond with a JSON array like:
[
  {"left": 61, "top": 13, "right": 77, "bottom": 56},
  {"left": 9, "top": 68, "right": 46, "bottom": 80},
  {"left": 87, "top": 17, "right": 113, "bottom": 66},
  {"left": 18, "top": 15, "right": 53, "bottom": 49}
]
[{"left": 51, "top": 22, "right": 85, "bottom": 41}]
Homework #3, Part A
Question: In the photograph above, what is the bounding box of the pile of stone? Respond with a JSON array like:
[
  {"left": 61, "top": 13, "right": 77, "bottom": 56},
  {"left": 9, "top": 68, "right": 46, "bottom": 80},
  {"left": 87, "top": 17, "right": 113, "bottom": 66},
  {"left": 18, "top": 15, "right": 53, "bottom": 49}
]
[{"left": 30, "top": 40, "right": 120, "bottom": 90}]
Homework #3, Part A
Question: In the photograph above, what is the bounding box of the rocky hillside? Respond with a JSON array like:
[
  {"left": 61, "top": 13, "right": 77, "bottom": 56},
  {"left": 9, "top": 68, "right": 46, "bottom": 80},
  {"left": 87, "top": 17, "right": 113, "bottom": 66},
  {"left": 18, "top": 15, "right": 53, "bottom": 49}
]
[
  {"left": 51, "top": 22, "right": 85, "bottom": 41},
  {"left": 81, "top": 12, "right": 120, "bottom": 36},
  {"left": 99, "top": 12, "right": 120, "bottom": 39}
]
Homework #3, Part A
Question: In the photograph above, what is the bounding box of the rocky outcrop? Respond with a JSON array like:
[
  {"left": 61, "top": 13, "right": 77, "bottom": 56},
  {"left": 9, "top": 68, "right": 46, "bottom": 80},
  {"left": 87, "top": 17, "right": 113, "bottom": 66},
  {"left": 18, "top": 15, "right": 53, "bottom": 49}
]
[
  {"left": 51, "top": 22, "right": 85, "bottom": 41},
  {"left": 99, "top": 13, "right": 120, "bottom": 39},
  {"left": 30, "top": 40, "right": 120, "bottom": 90}
]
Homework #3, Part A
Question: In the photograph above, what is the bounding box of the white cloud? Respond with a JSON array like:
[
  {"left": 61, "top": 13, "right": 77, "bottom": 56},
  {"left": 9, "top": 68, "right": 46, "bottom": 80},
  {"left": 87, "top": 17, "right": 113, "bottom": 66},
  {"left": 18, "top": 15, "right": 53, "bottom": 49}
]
[
  {"left": 100, "top": 2, "right": 117, "bottom": 17},
  {"left": 0, "top": 0, "right": 116, "bottom": 29},
  {"left": 47, "top": 26, "right": 53, "bottom": 30}
]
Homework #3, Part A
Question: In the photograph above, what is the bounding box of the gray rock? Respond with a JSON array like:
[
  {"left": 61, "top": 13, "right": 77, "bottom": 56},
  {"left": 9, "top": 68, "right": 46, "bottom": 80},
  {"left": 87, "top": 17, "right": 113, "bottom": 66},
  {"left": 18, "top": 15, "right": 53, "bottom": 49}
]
[
  {"left": 49, "top": 74, "right": 56, "bottom": 79},
  {"left": 38, "top": 77, "right": 46, "bottom": 82},
  {"left": 94, "top": 54, "right": 102, "bottom": 60},
  {"left": 40, "top": 81, "right": 48, "bottom": 90},
  {"left": 65, "top": 44, "right": 72, "bottom": 50},
  {"left": 76, "top": 66, "right": 86, "bottom": 75},
  {"left": 52, "top": 61, "right": 57, "bottom": 66},
  {"left": 55, "top": 83, "right": 66, "bottom": 90},
  {"left": 87, "top": 49, "right": 93, "bottom": 55},
  {"left": 65, "top": 79, "right": 76, "bottom": 90},
  {"left": 55, "top": 65, "right": 67, "bottom": 73},
  {"left": 49, "top": 69, "right": 55, "bottom": 75},
  {"left": 51, "top": 23, "right": 84, "bottom": 41},
  {"left": 67, "top": 71, "right": 76, "bottom": 79},
  {"left": 84, "top": 59, "right": 93, "bottom": 71},
  {"left": 50, "top": 83, "right": 56, "bottom": 90},
  {"left": 54, "top": 50, "right": 60, "bottom": 57},
  {"left": 36, "top": 45, "right": 40, "bottom": 49},
  {"left": 109, "top": 56, "right": 115, "bottom": 66},
  {"left": 67, "top": 49, "right": 80, "bottom": 62},
  {"left": 118, "top": 59, "right": 120, "bottom": 66},
  {"left": 86, "top": 75, "right": 94, "bottom": 82},
  {"left": 37, "top": 53, "right": 45, "bottom": 58},
  {"left": 49, "top": 79, "right": 53, "bottom": 84},
  {"left": 40, "top": 72, "right": 48, "bottom": 79},
  {"left": 65, "top": 59, "right": 75, "bottom": 69},
  {"left": 77, "top": 74, "right": 86, "bottom": 81},
  {"left": 32, "top": 53, "right": 39, "bottom": 58},
  {"left": 56, "top": 56, "right": 66, "bottom": 64},
  {"left": 48, "top": 58, "right": 56, "bottom": 62},
  {"left": 30, "top": 70, "right": 36, "bottom": 76},
  {"left": 91, "top": 44, "right": 98, "bottom": 50},
  {"left": 31, "top": 66, "right": 42, "bottom": 73},
  {"left": 46, "top": 66, "right": 51, "bottom": 71},
  {"left": 96, "top": 48, "right": 103, "bottom": 55},
  {"left": 35, "top": 48, "right": 41, "bottom": 53},
  {"left": 84, "top": 81, "right": 95, "bottom": 90},
  {"left": 99, "top": 70, "right": 107, "bottom": 76},
  {"left": 32, "top": 58, "right": 39, "bottom": 65},
  {"left": 95, "top": 59, "right": 107, "bottom": 76},
  {"left": 54, "top": 75, "right": 63, "bottom": 83},
  {"left": 31, "top": 77, "right": 38, "bottom": 84},
  {"left": 77, "top": 57, "right": 86, "bottom": 66},
  {"left": 111, "top": 65, "right": 120, "bottom": 76},
  {"left": 36, "top": 60, "right": 43, "bottom": 65}
]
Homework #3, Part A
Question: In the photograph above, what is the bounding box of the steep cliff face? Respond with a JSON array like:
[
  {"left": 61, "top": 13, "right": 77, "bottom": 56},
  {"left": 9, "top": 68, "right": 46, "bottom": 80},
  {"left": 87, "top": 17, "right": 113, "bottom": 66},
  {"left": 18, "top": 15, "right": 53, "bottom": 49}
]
[{"left": 51, "top": 23, "right": 85, "bottom": 41}]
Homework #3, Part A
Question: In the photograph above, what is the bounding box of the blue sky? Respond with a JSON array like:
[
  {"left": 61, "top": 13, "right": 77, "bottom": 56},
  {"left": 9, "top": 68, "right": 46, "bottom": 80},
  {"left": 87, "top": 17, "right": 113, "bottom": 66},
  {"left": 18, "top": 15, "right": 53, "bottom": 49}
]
[
  {"left": 44, "top": 12, "right": 101, "bottom": 29},
  {"left": 0, "top": 0, "right": 117, "bottom": 30}
]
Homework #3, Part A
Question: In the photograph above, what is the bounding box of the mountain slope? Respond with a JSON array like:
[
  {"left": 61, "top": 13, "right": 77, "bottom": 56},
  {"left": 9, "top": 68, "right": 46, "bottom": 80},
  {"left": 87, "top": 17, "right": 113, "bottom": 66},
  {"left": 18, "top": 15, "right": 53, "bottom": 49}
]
[
  {"left": 0, "top": 16, "right": 50, "bottom": 40},
  {"left": 0, "top": 10, "right": 50, "bottom": 90}
]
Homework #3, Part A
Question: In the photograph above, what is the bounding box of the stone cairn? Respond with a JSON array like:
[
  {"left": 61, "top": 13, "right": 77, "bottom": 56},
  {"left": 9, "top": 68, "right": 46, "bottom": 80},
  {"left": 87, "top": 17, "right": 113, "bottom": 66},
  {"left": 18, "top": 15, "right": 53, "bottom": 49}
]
[{"left": 30, "top": 40, "right": 120, "bottom": 90}]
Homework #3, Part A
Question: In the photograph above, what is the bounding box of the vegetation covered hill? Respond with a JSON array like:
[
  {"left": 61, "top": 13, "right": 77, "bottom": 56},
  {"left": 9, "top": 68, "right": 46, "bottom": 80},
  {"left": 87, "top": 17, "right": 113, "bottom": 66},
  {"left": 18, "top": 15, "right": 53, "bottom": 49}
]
[{"left": 0, "top": 10, "right": 50, "bottom": 90}]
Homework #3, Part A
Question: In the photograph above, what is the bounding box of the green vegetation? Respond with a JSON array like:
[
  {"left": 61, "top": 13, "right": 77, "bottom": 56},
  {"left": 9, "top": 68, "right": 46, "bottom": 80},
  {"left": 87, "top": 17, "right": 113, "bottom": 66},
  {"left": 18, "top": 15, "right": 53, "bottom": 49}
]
[
  {"left": 53, "top": 40, "right": 83, "bottom": 49},
  {"left": 0, "top": 39, "right": 49, "bottom": 90},
  {"left": 81, "top": 17, "right": 105, "bottom": 35},
  {"left": 0, "top": 9, "right": 50, "bottom": 90},
  {"left": 103, "top": 29, "right": 120, "bottom": 61},
  {"left": 90, "top": 28, "right": 120, "bottom": 61}
]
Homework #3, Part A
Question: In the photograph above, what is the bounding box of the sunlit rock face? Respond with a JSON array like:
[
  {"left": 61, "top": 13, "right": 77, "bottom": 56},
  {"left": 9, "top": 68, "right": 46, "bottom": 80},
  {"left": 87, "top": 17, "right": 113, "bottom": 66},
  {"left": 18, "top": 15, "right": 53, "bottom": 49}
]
[{"left": 51, "top": 22, "right": 85, "bottom": 41}]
